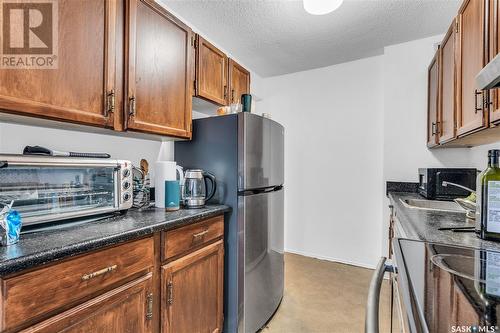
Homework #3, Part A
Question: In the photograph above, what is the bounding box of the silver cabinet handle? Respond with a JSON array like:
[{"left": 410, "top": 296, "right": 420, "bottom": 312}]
[
  {"left": 192, "top": 229, "right": 209, "bottom": 239},
  {"left": 129, "top": 96, "right": 136, "bottom": 116},
  {"left": 81, "top": 264, "right": 117, "bottom": 281},
  {"left": 365, "top": 257, "right": 387, "bottom": 333},
  {"left": 475, "top": 90, "right": 483, "bottom": 114}
]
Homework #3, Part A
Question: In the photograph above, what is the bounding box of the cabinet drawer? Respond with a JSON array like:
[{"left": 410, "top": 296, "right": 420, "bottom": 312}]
[
  {"left": 163, "top": 215, "right": 223, "bottom": 260},
  {"left": 1, "top": 237, "right": 154, "bottom": 331}
]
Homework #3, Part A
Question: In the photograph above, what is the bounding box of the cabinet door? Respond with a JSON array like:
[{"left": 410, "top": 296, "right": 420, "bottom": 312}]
[
  {"left": 126, "top": 0, "right": 192, "bottom": 138},
  {"left": 196, "top": 35, "right": 228, "bottom": 106},
  {"left": 439, "top": 20, "right": 457, "bottom": 144},
  {"left": 427, "top": 50, "right": 440, "bottom": 148},
  {"left": 434, "top": 266, "right": 454, "bottom": 332},
  {"left": 451, "top": 282, "right": 480, "bottom": 327},
  {"left": 456, "top": 0, "right": 488, "bottom": 135},
  {"left": 424, "top": 246, "right": 437, "bottom": 332},
  {"left": 162, "top": 240, "right": 223, "bottom": 333},
  {"left": 489, "top": 0, "right": 500, "bottom": 123},
  {"left": 21, "top": 273, "right": 154, "bottom": 333},
  {"left": 228, "top": 59, "right": 250, "bottom": 104},
  {"left": 0, "top": 0, "right": 117, "bottom": 128}
]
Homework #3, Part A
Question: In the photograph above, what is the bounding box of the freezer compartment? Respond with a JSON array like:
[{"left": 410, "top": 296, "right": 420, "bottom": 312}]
[
  {"left": 238, "top": 113, "right": 284, "bottom": 191},
  {"left": 240, "top": 187, "right": 284, "bottom": 333}
]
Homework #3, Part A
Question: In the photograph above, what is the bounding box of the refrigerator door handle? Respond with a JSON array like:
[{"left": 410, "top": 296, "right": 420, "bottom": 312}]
[{"left": 239, "top": 185, "right": 283, "bottom": 196}]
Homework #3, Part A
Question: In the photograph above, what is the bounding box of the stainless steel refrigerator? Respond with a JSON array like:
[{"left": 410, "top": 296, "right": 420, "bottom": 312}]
[{"left": 175, "top": 113, "right": 284, "bottom": 333}]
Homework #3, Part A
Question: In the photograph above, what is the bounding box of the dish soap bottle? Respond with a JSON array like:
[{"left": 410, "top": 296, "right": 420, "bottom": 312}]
[{"left": 479, "top": 149, "right": 500, "bottom": 240}]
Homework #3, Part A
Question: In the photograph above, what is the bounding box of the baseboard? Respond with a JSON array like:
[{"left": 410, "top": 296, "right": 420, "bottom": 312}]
[{"left": 284, "top": 248, "right": 377, "bottom": 270}]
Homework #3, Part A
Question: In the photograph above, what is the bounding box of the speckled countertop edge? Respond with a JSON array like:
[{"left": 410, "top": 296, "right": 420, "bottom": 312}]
[
  {"left": 0, "top": 205, "right": 231, "bottom": 276},
  {"left": 388, "top": 191, "right": 500, "bottom": 252}
]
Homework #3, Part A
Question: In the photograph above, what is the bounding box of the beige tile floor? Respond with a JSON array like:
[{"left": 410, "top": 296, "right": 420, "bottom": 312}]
[{"left": 262, "top": 253, "right": 392, "bottom": 333}]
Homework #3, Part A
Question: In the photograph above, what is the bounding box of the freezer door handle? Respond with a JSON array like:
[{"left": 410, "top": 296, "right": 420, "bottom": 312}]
[
  {"left": 239, "top": 185, "right": 283, "bottom": 196},
  {"left": 365, "top": 257, "right": 388, "bottom": 333}
]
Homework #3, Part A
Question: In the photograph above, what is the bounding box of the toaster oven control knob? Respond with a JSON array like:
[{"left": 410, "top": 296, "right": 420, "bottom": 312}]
[
  {"left": 123, "top": 181, "right": 131, "bottom": 190},
  {"left": 123, "top": 193, "right": 131, "bottom": 202},
  {"left": 122, "top": 169, "right": 131, "bottom": 178}
]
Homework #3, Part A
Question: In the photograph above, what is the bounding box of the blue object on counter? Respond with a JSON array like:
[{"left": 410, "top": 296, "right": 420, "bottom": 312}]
[
  {"left": 0, "top": 205, "right": 22, "bottom": 246},
  {"left": 165, "top": 180, "right": 180, "bottom": 211}
]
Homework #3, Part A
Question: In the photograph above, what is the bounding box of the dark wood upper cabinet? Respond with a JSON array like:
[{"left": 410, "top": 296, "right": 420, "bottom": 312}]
[
  {"left": 161, "top": 240, "right": 224, "bottom": 333},
  {"left": 0, "top": 0, "right": 118, "bottom": 128},
  {"left": 195, "top": 35, "right": 228, "bottom": 106},
  {"left": 439, "top": 19, "right": 458, "bottom": 144},
  {"left": 125, "top": 0, "right": 193, "bottom": 139},
  {"left": 427, "top": 50, "right": 440, "bottom": 148},
  {"left": 456, "top": 0, "right": 489, "bottom": 136},
  {"left": 228, "top": 59, "right": 251, "bottom": 104},
  {"left": 489, "top": 0, "right": 500, "bottom": 124}
]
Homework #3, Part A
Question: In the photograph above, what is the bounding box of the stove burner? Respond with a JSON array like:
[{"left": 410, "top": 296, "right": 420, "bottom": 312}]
[{"left": 431, "top": 254, "right": 484, "bottom": 282}]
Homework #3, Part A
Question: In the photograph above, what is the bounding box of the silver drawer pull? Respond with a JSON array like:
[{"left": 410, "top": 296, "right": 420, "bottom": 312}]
[
  {"left": 81, "top": 264, "right": 117, "bottom": 281},
  {"left": 192, "top": 230, "right": 209, "bottom": 239}
]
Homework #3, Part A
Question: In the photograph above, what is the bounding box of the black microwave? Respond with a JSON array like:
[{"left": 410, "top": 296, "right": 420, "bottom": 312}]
[{"left": 418, "top": 168, "right": 477, "bottom": 200}]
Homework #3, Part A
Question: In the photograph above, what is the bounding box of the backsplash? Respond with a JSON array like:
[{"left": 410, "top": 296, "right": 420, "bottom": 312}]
[
  {"left": 468, "top": 142, "right": 500, "bottom": 171},
  {"left": 0, "top": 122, "right": 173, "bottom": 179}
]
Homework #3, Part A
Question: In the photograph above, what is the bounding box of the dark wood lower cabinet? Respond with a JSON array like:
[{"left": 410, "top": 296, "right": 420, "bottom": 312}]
[
  {"left": 20, "top": 273, "right": 154, "bottom": 333},
  {"left": 424, "top": 245, "right": 480, "bottom": 332},
  {"left": 161, "top": 240, "right": 224, "bottom": 333},
  {"left": 0, "top": 215, "right": 224, "bottom": 333}
]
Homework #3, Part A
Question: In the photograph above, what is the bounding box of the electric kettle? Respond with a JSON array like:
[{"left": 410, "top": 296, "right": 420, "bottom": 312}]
[{"left": 180, "top": 169, "right": 216, "bottom": 208}]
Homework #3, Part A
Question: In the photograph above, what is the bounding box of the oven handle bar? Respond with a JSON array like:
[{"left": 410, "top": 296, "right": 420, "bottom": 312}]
[
  {"left": 0, "top": 161, "right": 119, "bottom": 168},
  {"left": 365, "top": 257, "right": 393, "bottom": 333}
]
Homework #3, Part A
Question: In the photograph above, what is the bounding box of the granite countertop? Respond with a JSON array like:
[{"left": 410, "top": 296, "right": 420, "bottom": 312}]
[
  {"left": 388, "top": 191, "right": 500, "bottom": 251},
  {"left": 0, "top": 205, "right": 230, "bottom": 276}
]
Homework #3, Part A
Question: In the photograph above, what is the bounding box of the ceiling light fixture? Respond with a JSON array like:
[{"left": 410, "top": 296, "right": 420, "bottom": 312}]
[{"left": 303, "top": 0, "right": 344, "bottom": 15}]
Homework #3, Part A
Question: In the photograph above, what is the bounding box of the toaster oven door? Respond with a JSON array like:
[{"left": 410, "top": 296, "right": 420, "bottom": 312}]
[{"left": 0, "top": 164, "right": 119, "bottom": 225}]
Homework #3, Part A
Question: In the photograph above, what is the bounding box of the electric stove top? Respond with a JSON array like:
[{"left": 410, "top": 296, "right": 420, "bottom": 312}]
[{"left": 395, "top": 239, "right": 500, "bottom": 333}]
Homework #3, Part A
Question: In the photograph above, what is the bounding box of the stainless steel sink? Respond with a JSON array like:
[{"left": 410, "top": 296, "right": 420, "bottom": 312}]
[{"left": 400, "top": 198, "right": 466, "bottom": 213}]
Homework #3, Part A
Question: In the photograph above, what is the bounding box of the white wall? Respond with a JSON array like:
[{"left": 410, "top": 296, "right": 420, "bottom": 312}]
[
  {"left": 0, "top": 122, "right": 173, "bottom": 169},
  {"left": 380, "top": 36, "right": 476, "bottom": 256},
  {"left": 259, "top": 34, "right": 497, "bottom": 268},
  {"left": 468, "top": 143, "right": 500, "bottom": 170},
  {"left": 382, "top": 35, "right": 472, "bottom": 183},
  {"left": 261, "top": 56, "right": 385, "bottom": 269}
]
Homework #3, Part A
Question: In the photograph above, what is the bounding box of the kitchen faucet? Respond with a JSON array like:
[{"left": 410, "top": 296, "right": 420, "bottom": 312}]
[{"left": 442, "top": 181, "right": 476, "bottom": 194}]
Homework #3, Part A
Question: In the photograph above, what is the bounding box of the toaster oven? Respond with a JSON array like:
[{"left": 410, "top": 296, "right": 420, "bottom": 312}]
[{"left": 0, "top": 155, "right": 133, "bottom": 226}]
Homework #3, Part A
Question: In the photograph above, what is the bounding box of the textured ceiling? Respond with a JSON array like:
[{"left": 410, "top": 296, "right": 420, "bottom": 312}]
[{"left": 160, "top": 0, "right": 460, "bottom": 77}]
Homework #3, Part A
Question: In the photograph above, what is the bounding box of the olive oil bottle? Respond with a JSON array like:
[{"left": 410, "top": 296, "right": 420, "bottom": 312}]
[{"left": 480, "top": 149, "right": 500, "bottom": 241}]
